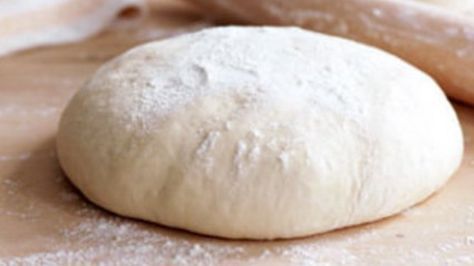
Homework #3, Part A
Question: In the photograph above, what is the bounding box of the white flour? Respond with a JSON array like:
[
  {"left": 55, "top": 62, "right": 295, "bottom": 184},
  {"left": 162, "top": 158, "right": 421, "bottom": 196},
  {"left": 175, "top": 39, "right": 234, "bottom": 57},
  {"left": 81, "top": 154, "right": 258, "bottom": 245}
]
[{"left": 1, "top": 185, "right": 473, "bottom": 266}]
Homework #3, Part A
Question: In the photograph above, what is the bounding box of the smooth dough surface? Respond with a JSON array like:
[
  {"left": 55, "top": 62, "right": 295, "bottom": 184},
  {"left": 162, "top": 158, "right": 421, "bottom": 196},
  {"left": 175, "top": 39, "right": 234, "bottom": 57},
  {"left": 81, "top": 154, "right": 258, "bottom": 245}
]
[{"left": 57, "top": 27, "right": 463, "bottom": 239}]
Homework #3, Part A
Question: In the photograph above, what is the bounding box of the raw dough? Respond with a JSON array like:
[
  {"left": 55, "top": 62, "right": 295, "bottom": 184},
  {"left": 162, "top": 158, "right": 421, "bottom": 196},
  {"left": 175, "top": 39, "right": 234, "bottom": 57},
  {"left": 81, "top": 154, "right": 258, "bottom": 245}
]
[{"left": 57, "top": 27, "right": 463, "bottom": 239}]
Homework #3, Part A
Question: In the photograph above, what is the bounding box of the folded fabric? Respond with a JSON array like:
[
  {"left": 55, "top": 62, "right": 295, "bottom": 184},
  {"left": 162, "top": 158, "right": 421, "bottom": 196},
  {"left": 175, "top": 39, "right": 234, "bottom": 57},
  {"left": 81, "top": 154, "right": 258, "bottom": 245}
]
[{"left": 0, "top": 0, "right": 146, "bottom": 56}]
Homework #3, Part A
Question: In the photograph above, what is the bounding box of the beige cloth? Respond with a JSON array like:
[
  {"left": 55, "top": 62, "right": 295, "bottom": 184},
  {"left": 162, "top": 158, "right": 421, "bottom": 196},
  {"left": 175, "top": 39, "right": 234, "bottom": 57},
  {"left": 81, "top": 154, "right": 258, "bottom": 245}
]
[{"left": 0, "top": 0, "right": 146, "bottom": 56}]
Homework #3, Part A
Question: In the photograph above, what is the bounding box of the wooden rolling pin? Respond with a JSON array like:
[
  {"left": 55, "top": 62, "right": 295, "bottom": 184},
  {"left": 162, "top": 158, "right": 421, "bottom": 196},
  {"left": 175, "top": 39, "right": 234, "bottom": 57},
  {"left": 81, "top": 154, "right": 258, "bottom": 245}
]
[{"left": 190, "top": 0, "right": 474, "bottom": 105}]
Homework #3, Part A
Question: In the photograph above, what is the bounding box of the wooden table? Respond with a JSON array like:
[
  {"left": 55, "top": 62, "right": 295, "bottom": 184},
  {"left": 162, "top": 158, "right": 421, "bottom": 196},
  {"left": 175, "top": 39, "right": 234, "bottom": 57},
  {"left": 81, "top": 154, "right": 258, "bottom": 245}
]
[{"left": 1, "top": 1, "right": 473, "bottom": 265}]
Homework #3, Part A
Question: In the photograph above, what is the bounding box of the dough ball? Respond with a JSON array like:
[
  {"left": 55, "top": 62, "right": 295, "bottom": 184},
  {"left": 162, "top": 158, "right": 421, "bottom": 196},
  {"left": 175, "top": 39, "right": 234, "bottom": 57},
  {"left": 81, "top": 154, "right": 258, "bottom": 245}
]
[{"left": 57, "top": 27, "right": 463, "bottom": 239}]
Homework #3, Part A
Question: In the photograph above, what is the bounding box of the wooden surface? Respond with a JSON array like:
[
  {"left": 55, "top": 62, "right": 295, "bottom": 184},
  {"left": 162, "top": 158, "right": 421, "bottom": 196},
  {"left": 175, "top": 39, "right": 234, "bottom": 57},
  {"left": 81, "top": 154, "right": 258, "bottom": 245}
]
[{"left": 0, "top": 1, "right": 473, "bottom": 265}]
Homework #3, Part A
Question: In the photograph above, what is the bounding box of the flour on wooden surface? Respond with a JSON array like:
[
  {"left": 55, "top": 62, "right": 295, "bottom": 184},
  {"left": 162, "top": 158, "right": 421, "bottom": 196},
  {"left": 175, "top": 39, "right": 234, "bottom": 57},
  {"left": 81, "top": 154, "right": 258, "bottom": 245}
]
[{"left": 2, "top": 190, "right": 474, "bottom": 266}]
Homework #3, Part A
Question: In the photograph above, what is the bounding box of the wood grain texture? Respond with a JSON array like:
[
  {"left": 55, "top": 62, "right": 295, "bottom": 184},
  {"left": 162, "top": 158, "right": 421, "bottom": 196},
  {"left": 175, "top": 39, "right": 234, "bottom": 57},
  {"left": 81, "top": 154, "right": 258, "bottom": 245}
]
[{"left": 0, "top": 0, "right": 473, "bottom": 264}]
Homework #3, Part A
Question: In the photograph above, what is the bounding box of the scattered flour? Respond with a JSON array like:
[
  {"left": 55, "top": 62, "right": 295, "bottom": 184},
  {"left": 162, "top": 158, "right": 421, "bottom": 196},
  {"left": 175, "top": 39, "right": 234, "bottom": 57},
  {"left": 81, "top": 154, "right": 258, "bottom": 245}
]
[
  {"left": 0, "top": 150, "right": 55, "bottom": 162},
  {"left": 0, "top": 105, "right": 59, "bottom": 118},
  {"left": 0, "top": 153, "right": 31, "bottom": 162},
  {"left": 2, "top": 194, "right": 474, "bottom": 266}
]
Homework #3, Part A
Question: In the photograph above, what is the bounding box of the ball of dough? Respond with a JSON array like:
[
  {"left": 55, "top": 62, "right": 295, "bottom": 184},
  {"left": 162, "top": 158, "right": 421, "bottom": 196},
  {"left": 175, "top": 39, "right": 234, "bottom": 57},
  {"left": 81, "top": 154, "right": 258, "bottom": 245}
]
[{"left": 57, "top": 26, "right": 463, "bottom": 239}]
